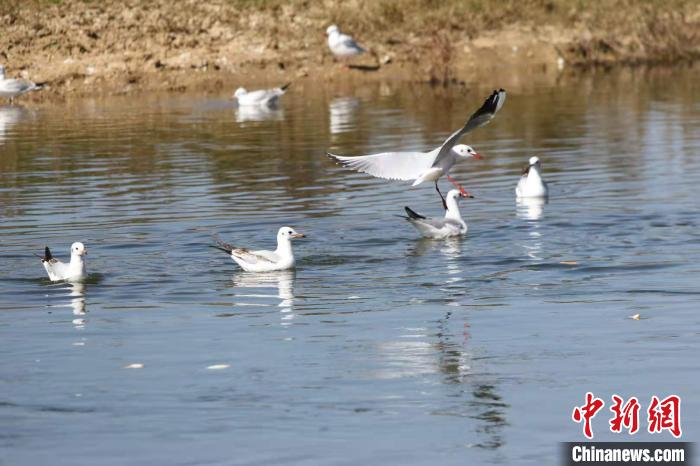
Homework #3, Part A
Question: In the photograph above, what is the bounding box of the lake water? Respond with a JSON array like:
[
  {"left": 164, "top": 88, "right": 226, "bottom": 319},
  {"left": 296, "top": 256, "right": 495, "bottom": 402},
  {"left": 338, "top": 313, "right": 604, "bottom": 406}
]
[{"left": 1, "top": 68, "right": 699, "bottom": 465}]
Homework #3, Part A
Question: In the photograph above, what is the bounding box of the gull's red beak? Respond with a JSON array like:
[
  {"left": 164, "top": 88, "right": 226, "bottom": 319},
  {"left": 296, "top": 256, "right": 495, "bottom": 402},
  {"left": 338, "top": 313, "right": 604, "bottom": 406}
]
[
  {"left": 472, "top": 152, "right": 483, "bottom": 160},
  {"left": 459, "top": 187, "right": 474, "bottom": 198}
]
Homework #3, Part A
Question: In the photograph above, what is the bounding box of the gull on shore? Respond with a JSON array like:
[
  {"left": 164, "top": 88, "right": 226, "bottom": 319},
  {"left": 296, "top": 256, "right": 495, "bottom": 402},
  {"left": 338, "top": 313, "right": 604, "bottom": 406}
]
[
  {"left": 402, "top": 189, "right": 470, "bottom": 239},
  {"left": 327, "top": 89, "right": 506, "bottom": 208},
  {"left": 39, "top": 242, "right": 88, "bottom": 282},
  {"left": 233, "top": 83, "right": 290, "bottom": 108},
  {"left": 326, "top": 25, "right": 366, "bottom": 59},
  {"left": 0, "top": 65, "right": 43, "bottom": 103},
  {"left": 516, "top": 156, "right": 548, "bottom": 198},
  {"left": 212, "top": 227, "right": 305, "bottom": 272}
]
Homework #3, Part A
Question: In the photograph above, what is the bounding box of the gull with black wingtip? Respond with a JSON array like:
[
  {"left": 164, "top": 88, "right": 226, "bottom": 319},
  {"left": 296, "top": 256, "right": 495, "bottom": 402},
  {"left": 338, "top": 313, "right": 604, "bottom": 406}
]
[
  {"left": 0, "top": 65, "right": 44, "bottom": 104},
  {"left": 327, "top": 89, "right": 506, "bottom": 209},
  {"left": 233, "top": 83, "right": 291, "bottom": 108},
  {"left": 39, "top": 242, "right": 88, "bottom": 282},
  {"left": 212, "top": 227, "right": 305, "bottom": 272},
  {"left": 402, "top": 189, "right": 471, "bottom": 239}
]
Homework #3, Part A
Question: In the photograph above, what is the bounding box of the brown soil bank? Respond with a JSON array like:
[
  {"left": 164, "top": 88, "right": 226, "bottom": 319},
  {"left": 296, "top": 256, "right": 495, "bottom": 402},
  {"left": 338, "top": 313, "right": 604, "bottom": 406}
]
[{"left": 2, "top": 0, "right": 700, "bottom": 99}]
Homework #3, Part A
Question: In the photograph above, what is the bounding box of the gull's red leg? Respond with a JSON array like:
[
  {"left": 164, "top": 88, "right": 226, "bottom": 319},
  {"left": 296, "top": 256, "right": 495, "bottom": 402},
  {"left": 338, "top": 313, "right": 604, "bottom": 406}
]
[{"left": 446, "top": 175, "right": 474, "bottom": 198}]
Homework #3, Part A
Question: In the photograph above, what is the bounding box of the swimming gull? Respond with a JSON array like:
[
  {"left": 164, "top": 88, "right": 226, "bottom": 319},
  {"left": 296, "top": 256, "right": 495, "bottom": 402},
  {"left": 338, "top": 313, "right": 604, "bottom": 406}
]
[
  {"left": 212, "top": 227, "right": 305, "bottom": 272},
  {"left": 234, "top": 83, "right": 290, "bottom": 108},
  {"left": 516, "top": 156, "right": 548, "bottom": 198},
  {"left": 39, "top": 242, "right": 88, "bottom": 282},
  {"left": 402, "top": 189, "right": 470, "bottom": 239}
]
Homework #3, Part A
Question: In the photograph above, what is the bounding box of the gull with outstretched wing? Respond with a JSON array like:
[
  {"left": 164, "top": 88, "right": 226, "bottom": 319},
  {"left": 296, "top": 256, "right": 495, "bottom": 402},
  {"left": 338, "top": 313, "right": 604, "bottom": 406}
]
[{"left": 327, "top": 88, "right": 505, "bottom": 208}]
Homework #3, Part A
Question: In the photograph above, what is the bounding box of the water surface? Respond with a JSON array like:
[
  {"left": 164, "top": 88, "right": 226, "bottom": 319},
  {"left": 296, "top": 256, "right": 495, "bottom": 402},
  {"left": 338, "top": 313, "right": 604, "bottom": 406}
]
[{"left": 1, "top": 68, "right": 699, "bottom": 465}]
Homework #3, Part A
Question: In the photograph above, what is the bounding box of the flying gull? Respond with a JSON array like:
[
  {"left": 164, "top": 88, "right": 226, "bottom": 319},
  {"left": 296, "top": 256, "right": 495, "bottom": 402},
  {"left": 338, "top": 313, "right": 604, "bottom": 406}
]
[{"left": 327, "top": 88, "right": 506, "bottom": 208}]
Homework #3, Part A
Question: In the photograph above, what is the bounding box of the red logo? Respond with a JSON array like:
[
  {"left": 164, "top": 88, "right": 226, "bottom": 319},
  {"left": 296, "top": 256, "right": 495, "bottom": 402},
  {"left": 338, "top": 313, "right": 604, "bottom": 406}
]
[
  {"left": 572, "top": 393, "right": 682, "bottom": 439},
  {"left": 572, "top": 392, "right": 605, "bottom": 439},
  {"left": 648, "top": 395, "right": 682, "bottom": 438},
  {"left": 609, "top": 395, "right": 640, "bottom": 434}
]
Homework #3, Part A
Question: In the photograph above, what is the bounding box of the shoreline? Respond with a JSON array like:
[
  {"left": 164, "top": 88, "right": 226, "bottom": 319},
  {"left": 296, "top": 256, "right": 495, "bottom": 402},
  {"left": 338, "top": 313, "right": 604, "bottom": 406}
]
[{"left": 2, "top": 0, "right": 700, "bottom": 101}]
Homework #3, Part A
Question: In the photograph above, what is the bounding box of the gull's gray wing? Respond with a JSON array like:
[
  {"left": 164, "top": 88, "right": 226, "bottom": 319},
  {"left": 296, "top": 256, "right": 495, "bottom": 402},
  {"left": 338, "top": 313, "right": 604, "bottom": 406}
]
[
  {"left": 404, "top": 206, "right": 460, "bottom": 229},
  {"left": 211, "top": 234, "right": 278, "bottom": 265},
  {"left": 232, "top": 248, "right": 278, "bottom": 265},
  {"left": 340, "top": 34, "right": 365, "bottom": 53},
  {"left": 431, "top": 88, "right": 506, "bottom": 168},
  {"left": 1, "top": 78, "right": 39, "bottom": 95},
  {"left": 327, "top": 150, "right": 437, "bottom": 181}
]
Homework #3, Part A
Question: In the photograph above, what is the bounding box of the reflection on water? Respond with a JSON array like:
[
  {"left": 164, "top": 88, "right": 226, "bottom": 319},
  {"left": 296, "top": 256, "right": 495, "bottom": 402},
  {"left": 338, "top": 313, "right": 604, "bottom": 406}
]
[
  {"left": 516, "top": 196, "right": 547, "bottom": 221},
  {"left": 1, "top": 67, "right": 700, "bottom": 465},
  {"left": 517, "top": 198, "right": 547, "bottom": 260},
  {"left": 69, "top": 282, "right": 87, "bottom": 328},
  {"left": 441, "top": 238, "right": 463, "bottom": 279},
  {"left": 0, "top": 105, "right": 27, "bottom": 144},
  {"left": 329, "top": 96, "right": 360, "bottom": 135},
  {"left": 231, "top": 271, "right": 296, "bottom": 325},
  {"left": 45, "top": 281, "right": 87, "bottom": 328},
  {"left": 235, "top": 104, "right": 285, "bottom": 123}
]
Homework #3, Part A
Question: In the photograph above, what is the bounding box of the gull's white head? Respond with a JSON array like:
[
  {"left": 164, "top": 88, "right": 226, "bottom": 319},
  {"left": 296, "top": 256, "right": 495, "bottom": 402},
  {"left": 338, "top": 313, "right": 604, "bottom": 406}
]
[
  {"left": 326, "top": 25, "right": 339, "bottom": 36},
  {"left": 278, "top": 226, "right": 305, "bottom": 241},
  {"left": 234, "top": 87, "right": 247, "bottom": 98},
  {"left": 522, "top": 156, "right": 542, "bottom": 175},
  {"left": 71, "top": 242, "right": 87, "bottom": 257},
  {"left": 453, "top": 144, "right": 483, "bottom": 160}
]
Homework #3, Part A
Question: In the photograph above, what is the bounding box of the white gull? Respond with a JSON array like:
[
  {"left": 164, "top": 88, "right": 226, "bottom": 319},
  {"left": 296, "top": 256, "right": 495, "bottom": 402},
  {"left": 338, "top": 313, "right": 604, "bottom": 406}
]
[
  {"left": 39, "top": 242, "right": 88, "bottom": 282},
  {"left": 234, "top": 83, "right": 290, "bottom": 108},
  {"left": 326, "top": 25, "right": 366, "bottom": 58},
  {"left": 0, "top": 65, "right": 43, "bottom": 103},
  {"left": 403, "top": 189, "right": 470, "bottom": 239},
  {"left": 213, "top": 227, "right": 305, "bottom": 272},
  {"left": 327, "top": 88, "right": 506, "bottom": 207},
  {"left": 516, "top": 156, "right": 548, "bottom": 198}
]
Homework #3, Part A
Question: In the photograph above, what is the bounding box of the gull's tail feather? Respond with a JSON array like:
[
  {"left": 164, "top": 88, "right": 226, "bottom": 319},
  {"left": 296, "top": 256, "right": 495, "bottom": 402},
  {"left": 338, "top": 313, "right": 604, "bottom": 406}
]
[
  {"left": 210, "top": 245, "right": 232, "bottom": 254},
  {"left": 280, "top": 82, "right": 291, "bottom": 92},
  {"left": 404, "top": 207, "right": 426, "bottom": 220},
  {"left": 211, "top": 234, "right": 234, "bottom": 254},
  {"left": 326, "top": 152, "right": 348, "bottom": 165},
  {"left": 42, "top": 246, "right": 53, "bottom": 262}
]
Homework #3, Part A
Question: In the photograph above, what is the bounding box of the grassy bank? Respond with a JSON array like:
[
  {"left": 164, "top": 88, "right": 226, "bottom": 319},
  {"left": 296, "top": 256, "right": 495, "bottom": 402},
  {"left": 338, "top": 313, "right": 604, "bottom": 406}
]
[{"left": 1, "top": 0, "right": 699, "bottom": 98}]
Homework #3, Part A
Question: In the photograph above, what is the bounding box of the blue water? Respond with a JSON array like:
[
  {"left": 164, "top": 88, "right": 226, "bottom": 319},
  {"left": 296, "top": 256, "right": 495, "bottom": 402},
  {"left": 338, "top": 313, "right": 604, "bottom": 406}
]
[{"left": 1, "top": 69, "right": 699, "bottom": 465}]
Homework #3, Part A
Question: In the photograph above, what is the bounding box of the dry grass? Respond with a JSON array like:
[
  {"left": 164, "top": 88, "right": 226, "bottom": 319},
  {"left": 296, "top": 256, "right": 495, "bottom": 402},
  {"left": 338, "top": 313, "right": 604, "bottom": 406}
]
[
  {"left": 223, "top": 0, "right": 700, "bottom": 65},
  {"left": 1, "top": 0, "right": 699, "bottom": 96}
]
